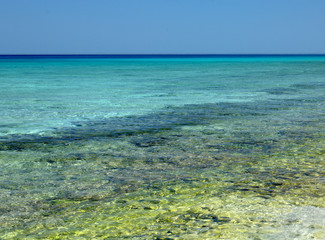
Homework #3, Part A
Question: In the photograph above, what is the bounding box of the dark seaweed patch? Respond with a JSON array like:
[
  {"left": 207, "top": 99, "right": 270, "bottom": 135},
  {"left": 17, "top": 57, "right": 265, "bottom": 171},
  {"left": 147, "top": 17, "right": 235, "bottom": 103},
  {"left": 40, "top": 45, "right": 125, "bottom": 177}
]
[
  {"left": 0, "top": 101, "right": 270, "bottom": 150},
  {"left": 132, "top": 136, "right": 169, "bottom": 148},
  {"left": 0, "top": 95, "right": 323, "bottom": 153}
]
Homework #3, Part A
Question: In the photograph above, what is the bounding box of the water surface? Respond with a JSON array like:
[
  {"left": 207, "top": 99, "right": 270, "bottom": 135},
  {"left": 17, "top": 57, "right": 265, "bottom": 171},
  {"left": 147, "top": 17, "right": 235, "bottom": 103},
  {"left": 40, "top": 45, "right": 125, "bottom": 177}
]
[{"left": 0, "top": 55, "right": 325, "bottom": 239}]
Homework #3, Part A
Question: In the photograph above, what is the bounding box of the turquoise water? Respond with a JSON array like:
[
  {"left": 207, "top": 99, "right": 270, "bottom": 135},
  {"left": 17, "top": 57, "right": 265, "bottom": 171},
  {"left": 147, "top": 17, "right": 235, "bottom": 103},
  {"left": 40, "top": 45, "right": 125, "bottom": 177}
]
[
  {"left": 1, "top": 56, "right": 324, "bottom": 136},
  {"left": 1, "top": 56, "right": 325, "bottom": 239}
]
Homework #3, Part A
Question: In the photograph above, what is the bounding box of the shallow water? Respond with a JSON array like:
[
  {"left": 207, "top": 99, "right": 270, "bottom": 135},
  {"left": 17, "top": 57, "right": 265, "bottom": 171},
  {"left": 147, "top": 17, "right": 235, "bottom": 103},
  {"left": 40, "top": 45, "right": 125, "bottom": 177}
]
[{"left": 0, "top": 56, "right": 325, "bottom": 239}]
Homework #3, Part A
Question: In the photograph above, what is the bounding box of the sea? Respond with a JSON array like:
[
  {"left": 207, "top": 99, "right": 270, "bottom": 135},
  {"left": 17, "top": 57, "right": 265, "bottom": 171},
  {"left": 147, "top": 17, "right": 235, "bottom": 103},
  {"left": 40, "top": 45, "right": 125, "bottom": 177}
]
[{"left": 0, "top": 55, "right": 325, "bottom": 239}]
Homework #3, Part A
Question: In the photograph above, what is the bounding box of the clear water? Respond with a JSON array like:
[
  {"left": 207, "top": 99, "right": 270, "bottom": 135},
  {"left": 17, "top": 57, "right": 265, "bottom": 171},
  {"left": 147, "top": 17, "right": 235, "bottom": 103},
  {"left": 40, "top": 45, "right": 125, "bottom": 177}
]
[{"left": 0, "top": 56, "right": 325, "bottom": 239}]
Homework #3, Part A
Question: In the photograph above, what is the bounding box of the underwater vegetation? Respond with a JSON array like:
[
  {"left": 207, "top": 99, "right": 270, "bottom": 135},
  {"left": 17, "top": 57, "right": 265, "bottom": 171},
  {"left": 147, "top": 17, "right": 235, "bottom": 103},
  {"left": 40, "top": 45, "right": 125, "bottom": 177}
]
[{"left": 1, "top": 85, "right": 325, "bottom": 240}]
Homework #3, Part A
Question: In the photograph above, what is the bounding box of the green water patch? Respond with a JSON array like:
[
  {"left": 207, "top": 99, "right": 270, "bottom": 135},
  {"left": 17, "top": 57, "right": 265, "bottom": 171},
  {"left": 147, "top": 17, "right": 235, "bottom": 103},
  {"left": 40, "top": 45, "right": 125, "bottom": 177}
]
[{"left": 1, "top": 97, "right": 325, "bottom": 239}]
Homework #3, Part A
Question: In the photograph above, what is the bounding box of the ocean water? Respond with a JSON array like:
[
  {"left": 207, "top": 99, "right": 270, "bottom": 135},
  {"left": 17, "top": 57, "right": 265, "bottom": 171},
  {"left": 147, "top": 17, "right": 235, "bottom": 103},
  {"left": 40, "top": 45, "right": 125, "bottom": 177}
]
[{"left": 0, "top": 55, "right": 325, "bottom": 239}]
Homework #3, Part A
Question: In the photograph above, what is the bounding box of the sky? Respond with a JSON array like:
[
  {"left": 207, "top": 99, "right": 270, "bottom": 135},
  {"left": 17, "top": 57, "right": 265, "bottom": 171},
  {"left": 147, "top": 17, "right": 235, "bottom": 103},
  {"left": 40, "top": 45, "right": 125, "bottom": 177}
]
[{"left": 0, "top": 0, "right": 325, "bottom": 54}]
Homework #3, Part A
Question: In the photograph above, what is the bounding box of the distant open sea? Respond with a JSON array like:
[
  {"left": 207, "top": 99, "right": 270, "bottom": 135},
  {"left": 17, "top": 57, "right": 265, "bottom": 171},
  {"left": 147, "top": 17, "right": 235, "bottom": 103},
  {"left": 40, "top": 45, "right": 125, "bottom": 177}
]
[{"left": 1, "top": 55, "right": 325, "bottom": 239}]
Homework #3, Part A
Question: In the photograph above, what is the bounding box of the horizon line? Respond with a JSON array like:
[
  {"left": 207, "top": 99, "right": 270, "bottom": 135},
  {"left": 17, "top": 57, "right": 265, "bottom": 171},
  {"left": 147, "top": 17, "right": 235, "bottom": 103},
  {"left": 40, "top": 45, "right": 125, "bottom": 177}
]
[
  {"left": 1, "top": 53, "right": 325, "bottom": 55},
  {"left": 1, "top": 53, "right": 325, "bottom": 58}
]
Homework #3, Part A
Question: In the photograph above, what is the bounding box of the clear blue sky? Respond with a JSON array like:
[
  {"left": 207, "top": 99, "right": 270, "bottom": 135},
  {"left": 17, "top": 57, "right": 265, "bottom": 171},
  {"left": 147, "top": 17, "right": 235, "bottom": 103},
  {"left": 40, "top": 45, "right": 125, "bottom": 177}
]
[{"left": 1, "top": 0, "right": 325, "bottom": 54}]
